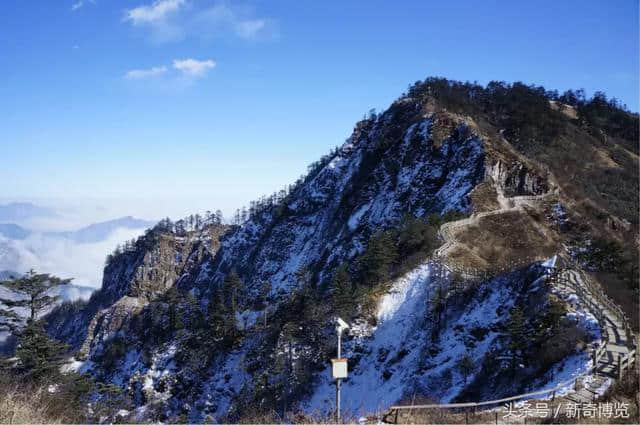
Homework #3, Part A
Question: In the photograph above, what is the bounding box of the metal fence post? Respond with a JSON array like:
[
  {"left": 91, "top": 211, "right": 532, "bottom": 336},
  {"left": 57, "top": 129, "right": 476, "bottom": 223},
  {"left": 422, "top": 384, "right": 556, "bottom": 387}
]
[{"left": 618, "top": 355, "right": 622, "bottom": 380}]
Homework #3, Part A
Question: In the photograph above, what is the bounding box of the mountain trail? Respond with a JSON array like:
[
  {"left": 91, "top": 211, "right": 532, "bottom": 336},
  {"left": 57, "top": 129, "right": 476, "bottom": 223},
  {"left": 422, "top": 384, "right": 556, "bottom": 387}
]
[{"left": 434, "top": 185, "right": 558, "bottom": 262}]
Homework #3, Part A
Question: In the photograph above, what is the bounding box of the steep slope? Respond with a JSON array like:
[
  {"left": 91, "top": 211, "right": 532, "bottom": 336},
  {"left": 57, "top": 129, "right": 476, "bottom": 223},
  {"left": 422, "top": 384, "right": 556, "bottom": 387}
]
[
  {"left": 189, "top": 113, "right": 484, "bottom": 296},
  {"left": 44, "top": 78, "right": 637, "bottom": 422},
  {"left": 46, "top": 223, "right": 228, "bottom": 350},
  {"left": 49, "top": 103, "right": 495, "bottom": 421}
]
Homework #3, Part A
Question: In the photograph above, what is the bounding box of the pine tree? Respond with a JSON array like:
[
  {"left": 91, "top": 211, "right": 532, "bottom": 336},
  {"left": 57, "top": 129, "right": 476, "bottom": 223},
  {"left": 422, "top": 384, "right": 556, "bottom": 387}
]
[
  {"left": 457, "top": 353, "right": 475, "bottom": 384},
  {"left": 223, "top": 271, "right": 242, "bottom": 313},
  {"left": 358, "top": 231, "right": 398, "bottom": 286},
  {"left": 0, "top": 270, "right": 70, "bottom": 380},
  {"left": 215, "top": 210, "right": 223, "bottom": 225},
  {"left": 429, "top": 280, "right": 447, "bottom": 339},
  {"left": 506, "top": 306, "right": 527, "bottom": 371},
  {"left": 15, "top": 321, "right": 68, "bottom": 380},
  {"left": 0, "top": 270, "right": 70, "bottom": 324},
  {"left": 332, "top": 264, "right": 353, "bottom": 317},
  {"left": 212, "top": 271, "right": 243, "bottom": 348}
]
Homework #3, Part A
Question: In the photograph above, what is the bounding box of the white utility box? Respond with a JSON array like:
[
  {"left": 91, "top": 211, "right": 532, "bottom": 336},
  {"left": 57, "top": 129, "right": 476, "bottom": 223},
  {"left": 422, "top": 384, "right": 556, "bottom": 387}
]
[{"left": 331, "top": 358, "right": 348, "bottom": 379}]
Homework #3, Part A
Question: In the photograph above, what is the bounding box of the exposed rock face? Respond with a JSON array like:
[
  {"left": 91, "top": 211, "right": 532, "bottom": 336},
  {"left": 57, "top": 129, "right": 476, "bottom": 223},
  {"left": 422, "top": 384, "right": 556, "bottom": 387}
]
[
  {"left": 79, "top": 296, "right": 145, "bottom": 358},
  {"left": 46, "top": 226, "right": 228, "bottom": 350},
  {"left": 486, "top": 159, "right": 549, "bottom": 196}
]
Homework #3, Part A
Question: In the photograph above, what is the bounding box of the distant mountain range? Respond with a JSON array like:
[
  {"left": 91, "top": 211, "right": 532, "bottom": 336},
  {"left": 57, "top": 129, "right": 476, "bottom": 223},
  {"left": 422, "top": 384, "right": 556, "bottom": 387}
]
[
  {"left": 0, "top": 202, "right": 56, "bottom": 221},
  {"left": 0, "top": 215, "right": 155, "bottom": 292},
  {"left": 46, "top": 216, "right": 156, "bottom": 243},
  {"left": 0, "top": 223, "right": 30, "bottom": 240},
  {"left": 0, "top": 216, "right": 155, "bottom": 244}
]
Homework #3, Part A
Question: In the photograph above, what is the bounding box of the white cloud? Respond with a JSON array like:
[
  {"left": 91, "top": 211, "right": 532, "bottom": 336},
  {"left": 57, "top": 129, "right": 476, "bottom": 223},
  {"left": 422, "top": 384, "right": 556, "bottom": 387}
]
[
  {"left": 172, "top": 58, "right": 216, "bottom": 77},
  {"left": 123, "top": 59, "right": 215, "bottom": 86},
  {"left": 196, "top": 4, "right": 267, "bottom": 39},
  {"left": 0, "top": 227, "right": 148, "bottom": 289},
  {"left": 124, "top": 0, "right": 185, "bottom": 25},
  {"left": 124, "top": 65, "right": 168, "bottom": 79},
  {"left": 123, "top": 1, "right": 273, "bottom": 42},
  {"left": 71, "top": 0, "right": 95, "bottom": 12},
  {"left": 235, "top": 18, "right": 266, "bottom": 38}
]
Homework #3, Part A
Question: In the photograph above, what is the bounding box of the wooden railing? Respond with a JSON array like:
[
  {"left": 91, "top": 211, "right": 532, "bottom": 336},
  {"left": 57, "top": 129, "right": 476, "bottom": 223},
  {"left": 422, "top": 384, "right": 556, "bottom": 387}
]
[
  {"left": 384, "top": 264, "right": 637, "bottom": 424},
  {"left": 617, "top": 349, "right": 636, "bottom": 379},
  {"left": 386, "top": 358, "right": 602, "bottom": 424},
  {"left": 553, "top": 268, "right": 637, "bottom": 376}
]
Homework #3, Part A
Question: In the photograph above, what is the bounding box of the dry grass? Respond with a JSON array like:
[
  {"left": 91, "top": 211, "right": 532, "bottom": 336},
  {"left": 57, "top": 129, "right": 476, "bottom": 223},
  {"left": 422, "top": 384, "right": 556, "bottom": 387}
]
[
  {"left": 0, "top": 386, "right": 64, "bottom": 424},
  {"left": 594, "top": 271, "right": 639, "bottom": 332},
  {"left": 469, "top": 182, "right": 501, "bottom": 214},
  {"left": 449, "top": 210, "right": 559, "bottom": 271},
  {"left": 549, "top": 101, "right": 578, "bottom": 120},
  {"left": 392, "top": 408, "right": 499, "bottom": 424},
  {"left": 234, "top": 408, "right": 362, "bottom": 424}
]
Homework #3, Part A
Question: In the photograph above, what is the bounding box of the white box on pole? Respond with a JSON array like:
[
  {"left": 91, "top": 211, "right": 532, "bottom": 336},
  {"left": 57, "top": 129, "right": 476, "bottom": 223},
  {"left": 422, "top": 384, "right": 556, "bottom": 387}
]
[{"left": 332, "top": 358, "right": 348, "bottom": 379}]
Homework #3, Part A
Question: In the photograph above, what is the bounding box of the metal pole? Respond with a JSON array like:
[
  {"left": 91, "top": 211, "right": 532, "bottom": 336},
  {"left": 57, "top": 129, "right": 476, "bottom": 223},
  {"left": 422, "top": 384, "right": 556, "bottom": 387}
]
[
  {"left": 337, "top": 378, "right": 341, "bottom": 423},
  {"left": 337, "top": 328, "right": 342, "bottom": 423}
]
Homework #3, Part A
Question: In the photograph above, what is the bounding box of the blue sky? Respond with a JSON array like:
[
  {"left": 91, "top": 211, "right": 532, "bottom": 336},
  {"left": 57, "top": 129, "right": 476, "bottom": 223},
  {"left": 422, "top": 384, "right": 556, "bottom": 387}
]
[{"left": 1, "top": 0, "right": 638, "bottom": 222}]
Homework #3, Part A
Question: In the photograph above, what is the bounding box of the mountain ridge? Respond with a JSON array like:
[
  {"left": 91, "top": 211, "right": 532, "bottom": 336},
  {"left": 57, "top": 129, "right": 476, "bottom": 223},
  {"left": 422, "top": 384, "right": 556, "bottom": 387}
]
[{"left": 43, "top": 77, "right": 638, "bottom": 422}]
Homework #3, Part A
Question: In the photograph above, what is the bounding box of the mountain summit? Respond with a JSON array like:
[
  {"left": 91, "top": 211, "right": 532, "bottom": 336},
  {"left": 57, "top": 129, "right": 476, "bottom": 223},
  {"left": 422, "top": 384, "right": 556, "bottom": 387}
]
[{"left": 45, "top": 78, "right": 638, "bottom": 422}]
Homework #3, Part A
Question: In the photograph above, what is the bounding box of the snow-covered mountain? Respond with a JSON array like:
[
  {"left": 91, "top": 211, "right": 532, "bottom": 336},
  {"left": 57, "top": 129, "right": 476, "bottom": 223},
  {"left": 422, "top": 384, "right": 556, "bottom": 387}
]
[{"left": 43, "top": 81, "right": 635, "bottom": 423}]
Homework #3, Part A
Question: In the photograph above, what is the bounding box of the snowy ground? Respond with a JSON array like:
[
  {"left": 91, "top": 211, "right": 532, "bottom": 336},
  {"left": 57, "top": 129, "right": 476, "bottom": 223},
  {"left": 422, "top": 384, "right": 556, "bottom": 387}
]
[
  {"left": 304, "top": 261, "right": 518, "bottom": 417},
  {"left": 304, "top": 258, "right": 606, "bottom": 418}
]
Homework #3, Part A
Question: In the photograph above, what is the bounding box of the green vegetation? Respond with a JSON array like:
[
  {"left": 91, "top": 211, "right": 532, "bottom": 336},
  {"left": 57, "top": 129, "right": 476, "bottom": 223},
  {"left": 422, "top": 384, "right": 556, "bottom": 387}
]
[
  {"left": 0, "top": 270, "right": 70, "bottom": 329},
  {"left": 0, "top": 271, "right": 70, "bottom": 380},
  {"left": 429, "top": 280, "right": 448, "bottom": 340},
  {"left": 576, "top": 238, "right": 638, "bottom": 293},
  {"left": 405, "top": 77, "right": 638, "bottom": 154},
  {"left": 505, "top": 306, "right": 527, "bottom": 370},
  {"left": 357, "top": 230, "right": 398, "bottom": 287},
  {"left": 331, "top": 264, "right": 354, "bottom": 318},
  {"left": 0, "top": 270, "right": 128, "bottom": 422},
  {"left": 457, "top": 353, "right": 475, "bottom": 384},
  {"left": 330, "top": 212, "right": 466, "bottom": 322}
]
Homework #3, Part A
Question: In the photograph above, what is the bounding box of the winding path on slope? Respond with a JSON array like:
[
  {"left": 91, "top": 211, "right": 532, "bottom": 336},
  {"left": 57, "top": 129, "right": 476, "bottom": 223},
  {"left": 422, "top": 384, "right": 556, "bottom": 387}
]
[
  {"left": 551, "top": 267, "right": 636, "bottom": 403},
  {"left": 410, "top": 184, "right": 637, "bottom": 409},
  {"left": 434, "top": 186, "right": 558, "bottom": 268},
  {"left": 433, "top": 184, "right": 636, "bottom": 394}
]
